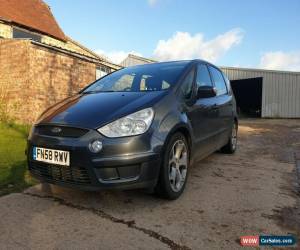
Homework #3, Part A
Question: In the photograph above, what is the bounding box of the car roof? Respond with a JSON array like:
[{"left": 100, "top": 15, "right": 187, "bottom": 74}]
[{"left": 136, "top": 59, "right": 215, "bottom": 67}]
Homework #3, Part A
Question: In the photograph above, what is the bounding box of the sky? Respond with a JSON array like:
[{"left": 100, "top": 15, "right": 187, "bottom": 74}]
[{"left": 45, "top": 0, "right": 300, "bottom": 71}]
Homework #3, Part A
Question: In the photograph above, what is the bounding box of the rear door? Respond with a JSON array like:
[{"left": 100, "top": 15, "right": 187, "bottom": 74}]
[{"left": 207, "top": 65, "right": 233, "bottom": 146}]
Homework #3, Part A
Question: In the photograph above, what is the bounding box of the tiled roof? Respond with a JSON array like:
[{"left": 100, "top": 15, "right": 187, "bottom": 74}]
[{"left": 0, "top": 0, "right": 66, "bottom": 41}]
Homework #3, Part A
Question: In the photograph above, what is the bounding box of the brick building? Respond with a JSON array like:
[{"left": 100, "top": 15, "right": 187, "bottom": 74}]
[{"left": 0, "top": 0, "right": 121, "bottom": 123}]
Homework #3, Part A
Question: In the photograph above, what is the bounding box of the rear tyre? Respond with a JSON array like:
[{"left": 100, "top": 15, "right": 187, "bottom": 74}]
[
  {"left": 155, "top": 132, "right": 189, "bottom": 200},
  {"left": 221, "top": 121, "right": 238, "bottom": 154}
]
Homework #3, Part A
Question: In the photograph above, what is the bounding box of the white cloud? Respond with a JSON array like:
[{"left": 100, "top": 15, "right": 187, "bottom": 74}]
[
  {"left": 148, "top": 0, "right": 158, "bottom": 6},
  {"left": 153, "top": 28, "right": 244, "bottom": 63},
  {"left": 259, "top": 51, "right": 300, "bottom": 71},
  {"left": 95, "top": 50, "right": 142, "bottom": 64}
]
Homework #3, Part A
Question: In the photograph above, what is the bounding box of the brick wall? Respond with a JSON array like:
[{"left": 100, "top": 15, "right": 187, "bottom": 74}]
[
  {"left": 0, "top": 22, "right": 12, "bottom": 38},
  {"left": 41, "top": 35, "right": 99, "bottom": 59},
  {"left": 0, "top": 40, "right": 31, "bottom": 121},
  {"left": 0, "top": 39, "right": 96, "bottom": 124}
]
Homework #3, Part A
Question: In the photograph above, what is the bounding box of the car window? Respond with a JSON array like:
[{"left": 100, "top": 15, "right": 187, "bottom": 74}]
[
  {"left": 112, "top": 74, "right": 135, "bottom": 91},
  {"left": 223, "top": 74, "right": 232, "bottom": 95},
  {"left": 83, "top": 62, "right": 189, "bottom": 93},
  {"left": 196, "top": 64, "right": 213, "bottom": 87},
  {"left": 209, "top": 66, "right": 227, "bottom": 96},
  {"left": 181, "top": 68, "right": 195, "bottom": 99}
]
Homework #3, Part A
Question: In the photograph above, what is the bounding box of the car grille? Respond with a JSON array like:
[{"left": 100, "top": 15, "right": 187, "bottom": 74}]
[
  {"left": 35, "top": 125, "right": 89, "bottom": 138},
  {"left": 29, "top": 162, "right": 91, "bottom": 185}
]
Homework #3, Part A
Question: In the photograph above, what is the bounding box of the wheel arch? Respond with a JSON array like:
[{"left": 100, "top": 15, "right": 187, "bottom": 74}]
[
  {"left": 234, "top": 116, "right": 239, "bottom": 130},
  {"left": 161, "top": 124, "right": 193, "bottom": 158}
]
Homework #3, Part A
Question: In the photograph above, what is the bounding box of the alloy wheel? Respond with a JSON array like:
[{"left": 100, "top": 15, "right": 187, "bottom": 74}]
[
  {"left": 231, "top": 123, "right": 237, "bottom": 150},
  {"left": 168, "top": 140, "right": 188, "bottom": 192}
]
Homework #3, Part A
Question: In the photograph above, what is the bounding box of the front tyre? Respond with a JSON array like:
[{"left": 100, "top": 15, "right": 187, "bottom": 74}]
[
  {"left": 155, "top": 132, "right": 189, "bottom": 200},
  {"left": 221, "top": 121, "right": 238, "bottom": 154}
]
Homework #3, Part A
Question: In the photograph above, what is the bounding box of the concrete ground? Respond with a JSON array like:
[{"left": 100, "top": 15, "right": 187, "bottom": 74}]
[{"left": 0, "top": 119, "right": 299, "bottom": 250}]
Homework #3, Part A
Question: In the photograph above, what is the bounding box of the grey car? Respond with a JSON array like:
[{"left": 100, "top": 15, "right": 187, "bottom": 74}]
[{"left": 27, "top": 60, "right": 238, "bottom": 199}]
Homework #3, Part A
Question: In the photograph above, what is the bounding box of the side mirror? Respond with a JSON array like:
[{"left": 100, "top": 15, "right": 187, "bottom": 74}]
[{"left": 197, "top": 86, "right": 217, "bottom": 98}]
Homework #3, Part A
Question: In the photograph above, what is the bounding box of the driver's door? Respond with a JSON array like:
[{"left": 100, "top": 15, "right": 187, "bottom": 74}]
[{"left": 188, "top": 63, "right": 219, "bottom": 159}]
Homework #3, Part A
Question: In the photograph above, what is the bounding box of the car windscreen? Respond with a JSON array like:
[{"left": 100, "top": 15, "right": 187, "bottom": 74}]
[{"left": 83, "top": 62, "right": 189, "bottom": 93}]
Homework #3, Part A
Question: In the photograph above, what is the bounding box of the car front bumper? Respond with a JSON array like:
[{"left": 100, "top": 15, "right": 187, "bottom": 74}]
[{"left": 27, "top": 126, "right": 163, "bottom": 191}]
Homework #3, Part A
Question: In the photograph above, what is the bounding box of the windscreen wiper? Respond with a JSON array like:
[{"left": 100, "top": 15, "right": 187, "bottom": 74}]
[{"left": 83, "top": 90, "right": 116, "bottom": 94}]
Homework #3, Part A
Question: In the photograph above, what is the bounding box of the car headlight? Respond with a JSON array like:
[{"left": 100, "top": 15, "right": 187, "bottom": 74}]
[{"left": 98, "top": 108, "right": 154, "bottom": 138}]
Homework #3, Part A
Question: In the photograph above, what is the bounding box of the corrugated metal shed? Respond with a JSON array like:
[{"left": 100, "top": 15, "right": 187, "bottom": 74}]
[
  {"left": 221, "top": 67, "right": 300, "bottom": 118},
  {"left": 120, "top": 54, "right": 157, "bottom": 67}
]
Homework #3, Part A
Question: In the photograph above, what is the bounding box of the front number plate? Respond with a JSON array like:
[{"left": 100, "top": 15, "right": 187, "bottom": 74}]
[{"left": 32, "top": 147, "right": 70, "bottom": 166}]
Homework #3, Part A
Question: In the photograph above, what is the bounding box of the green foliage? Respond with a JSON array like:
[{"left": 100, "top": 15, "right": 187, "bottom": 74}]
[
  {"left": 0, "top": 122, "right": 37, "bottom": 196},
  {"left": 0, "top": 103, "right": 9, "bottom": 122}
]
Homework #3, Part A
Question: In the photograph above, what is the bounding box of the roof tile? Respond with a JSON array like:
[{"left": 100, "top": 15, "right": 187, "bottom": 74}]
[{"left": 0, "top": 0, "right": 66, "bottom": 41}]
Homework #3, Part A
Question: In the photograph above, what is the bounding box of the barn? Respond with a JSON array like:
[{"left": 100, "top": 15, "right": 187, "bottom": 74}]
[{"left": 221, "top": 67, "right": 300, "bottom": 118}]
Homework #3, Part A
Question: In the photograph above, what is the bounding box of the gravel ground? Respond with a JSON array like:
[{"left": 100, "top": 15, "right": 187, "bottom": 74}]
[{"left": 0, "top": 119, "right": 299, "bottom": 250}]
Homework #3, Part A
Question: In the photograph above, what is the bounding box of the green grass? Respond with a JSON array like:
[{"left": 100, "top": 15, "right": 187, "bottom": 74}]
[{"left": 0, "top": 122, "right": 37, "bottom": 196}]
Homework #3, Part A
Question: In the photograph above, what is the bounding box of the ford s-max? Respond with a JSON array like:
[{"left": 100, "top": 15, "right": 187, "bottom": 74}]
[{"left": 27, "top": 60, "right": 238, "bottom": 199}]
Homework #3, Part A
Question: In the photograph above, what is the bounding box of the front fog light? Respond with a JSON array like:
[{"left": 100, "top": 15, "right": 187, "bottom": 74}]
[{"left": 89, "top": 140, "right": 103, "bottom": 153}]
